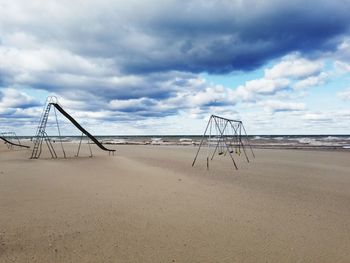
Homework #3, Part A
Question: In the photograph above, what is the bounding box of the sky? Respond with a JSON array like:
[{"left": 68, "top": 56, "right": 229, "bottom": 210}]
[{"left": 1, "top": 0, "right": 350, "bottom": 135}]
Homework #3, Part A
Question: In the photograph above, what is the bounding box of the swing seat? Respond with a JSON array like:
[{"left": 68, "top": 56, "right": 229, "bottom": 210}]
[
  {"left": 218, "top": 152, "right": 224, "bottom": 155},
  {"left": 229, "top": 150, "right": 234, "bottom": 153}
]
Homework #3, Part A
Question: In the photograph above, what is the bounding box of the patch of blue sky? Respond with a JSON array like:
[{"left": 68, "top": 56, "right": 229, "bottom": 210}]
[
  {"left": 200, "top": 68, "right": 264, "bottom": 89},
  {"left": 20, "top": 88, "right": 50, "bottom": 104},
  {"left": 302, "top": 73, "right": 350, "bottom": 111}
]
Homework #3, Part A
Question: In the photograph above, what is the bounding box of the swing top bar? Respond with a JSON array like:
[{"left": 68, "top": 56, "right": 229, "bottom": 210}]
[{"left": 210, "top": 115, "right": 242, "bottom": 123}]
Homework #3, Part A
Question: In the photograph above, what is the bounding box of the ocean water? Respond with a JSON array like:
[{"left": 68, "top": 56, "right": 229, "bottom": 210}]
[
  {"left": 249, "top": 135, "right": 350, "bottom": 149},
  {"left": 17, "top": 135, "right": 350, "bottom": 149}
]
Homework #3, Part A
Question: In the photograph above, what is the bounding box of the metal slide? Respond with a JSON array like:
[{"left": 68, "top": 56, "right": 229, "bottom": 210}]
[
  {"left": 50, "top": 103, "right": 115, "bottom": 153},
  {"left": 0, "top": 136, "right": 30, "bottom": 148}
]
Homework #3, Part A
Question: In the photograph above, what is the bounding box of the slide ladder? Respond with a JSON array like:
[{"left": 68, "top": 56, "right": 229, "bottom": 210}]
[{"left": 31, "top": 103, "right": 56, "bottom": 159}]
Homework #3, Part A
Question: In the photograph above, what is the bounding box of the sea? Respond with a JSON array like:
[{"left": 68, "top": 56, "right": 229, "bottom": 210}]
[{"left": 16, "top": 135, "right": 350, "bottom": 150}]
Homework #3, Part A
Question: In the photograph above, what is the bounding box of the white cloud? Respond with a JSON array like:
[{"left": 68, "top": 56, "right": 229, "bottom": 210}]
[
  {"left": 337, "top": 88, "right": 350, "bottom": 100},
  {"left": 264, "top": 54, "right": 323, "bottom": 80},
  {"left": 0, "top": 88, "right": 39, "bottom": 109},
  {"left": 0, "top": 45, "right": 114, "bottom": 79},
  {"left": 300, "top": 110, "right": 350, "bottom": 128},
  {"left": 293, "top": 72, "right": 328, "bottom": 89},
  {"left": 109, "top": 98, "right": 150, "bottom": 110},
  {"left": 302, "top": 113, "right": 333, "bottom": 122},
  {"left": 183, "top": 85, "right": 236, "bottom": 107},
  {"left": 334, "top": 61, "right": 350, "bottom": 73},
  {"left": 232, "top": 54, "right": 325, "bottom": 101},
  {"left": 235, "top": 53, "right": 328, "bottom": 105},
  {"left": 234, "top": 78, "right": 290, "bottom": 101},
  {"left": 333, "top": 38, "right": 350, "bottom": 63},
  {"left": 261, "top": 100, "right": 305, "bottom": 113}
]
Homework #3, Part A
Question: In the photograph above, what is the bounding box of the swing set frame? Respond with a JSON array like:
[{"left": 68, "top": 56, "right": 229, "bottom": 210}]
[{"left": 192, "top": 115, "right": 255, "bottom": 170}]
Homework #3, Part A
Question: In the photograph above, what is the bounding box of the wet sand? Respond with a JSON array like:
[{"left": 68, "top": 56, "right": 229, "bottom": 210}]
[{"left": 1, "top": 143, "right": 350, "bottom": 262}]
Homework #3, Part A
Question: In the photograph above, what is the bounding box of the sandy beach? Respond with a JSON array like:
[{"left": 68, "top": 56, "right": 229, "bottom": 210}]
[{"left": 1, "top": 142, "right": 350, "bottom": 262}]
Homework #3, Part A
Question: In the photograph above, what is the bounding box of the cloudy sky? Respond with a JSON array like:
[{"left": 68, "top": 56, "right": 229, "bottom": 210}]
[{"left": 1, "top": 0, "right": 350, "bottom": 135}]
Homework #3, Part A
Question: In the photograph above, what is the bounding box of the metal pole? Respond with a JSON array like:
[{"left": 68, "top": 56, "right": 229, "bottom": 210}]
[
  {"left": 54, "top": 106, "right": 66, "bottom": 158},
  {"left": 236, "top": 122, "right": 249, "bottom": 163},
  {"left": 76, "top": 132, "right": 84, "bottom": 157},
  {"left": 88, "top": 137, "right": 93, "bottom": 157},
  {"left": 211, "top": 117, "right": 229, "bottom": 160},
  {"left": 192, "top": 116, "right": 212, "bottom": 167},
  {"left": 213, "top": 117, "right": 238, "bottom": 170},
  {"left": 241, "top": 123, "right": 255, "bottom": 158},
  {"left": 38, "top": 133, "right": 44, "bottom": 158},
  {"left": 43, "top": 133, "right": 57, "bottom": 158},
  {"left": 207, "top": 117, "right": 213, "bottom": 170}
]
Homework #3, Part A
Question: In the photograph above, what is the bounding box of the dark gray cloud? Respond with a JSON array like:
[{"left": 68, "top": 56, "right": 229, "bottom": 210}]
[
  {"left": 2, "top": 0, "right": 349, "bottom": 75},
  {"left": 90, "top": 1, "right": 349, "bottom": 73}
]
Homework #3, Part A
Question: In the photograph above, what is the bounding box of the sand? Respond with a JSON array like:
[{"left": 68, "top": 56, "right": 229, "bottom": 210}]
[{"left": 1, "top": 142, "right": 350, "bottom": 262}]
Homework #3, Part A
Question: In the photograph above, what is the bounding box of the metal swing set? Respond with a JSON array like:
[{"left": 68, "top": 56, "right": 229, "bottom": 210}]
[{"left": 192, "top": 115, "right": 255, "bottom": 170}]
